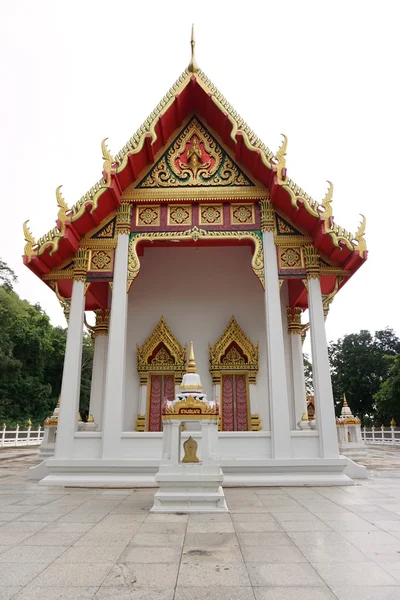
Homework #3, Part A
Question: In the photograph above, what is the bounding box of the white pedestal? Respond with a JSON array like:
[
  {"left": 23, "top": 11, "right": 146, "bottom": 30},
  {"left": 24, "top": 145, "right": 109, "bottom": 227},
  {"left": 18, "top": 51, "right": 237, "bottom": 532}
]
[{"left": 152, "top": 463, "right": 228, "bottom": 512}]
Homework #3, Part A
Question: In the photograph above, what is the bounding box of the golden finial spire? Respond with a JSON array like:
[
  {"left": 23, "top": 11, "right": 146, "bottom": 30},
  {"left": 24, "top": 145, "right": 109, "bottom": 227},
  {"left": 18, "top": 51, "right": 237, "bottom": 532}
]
[
  {"left": 188, "top": 24, "right": 199, "bottom": 74},
  {"left": 187, "top": 341, "right": 197, "bottom": 373},
  {"left": 343, "top": 393, "right": 348, "bottom": 407}
]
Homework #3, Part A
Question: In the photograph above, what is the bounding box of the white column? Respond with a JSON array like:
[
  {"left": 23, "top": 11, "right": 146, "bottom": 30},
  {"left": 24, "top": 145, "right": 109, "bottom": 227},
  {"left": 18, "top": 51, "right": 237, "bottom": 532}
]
[
  {"left": 287, "top": 309, "right": 308, "bottom": 427},
  {"left": 89, "top": 333, "right": 108, "bottom": 428},
  {"left": 54, "top": 279, "right": 85, "bottom": 459},
  {"left": 262, "top": 226, "right": 291, "bottom": 458},
  {"left": 308, "top": 275, "right": 339, "bottom": 458},
  {"left": 102, "top": 230, "right": 130, "bottom": 459},
  {"left": 139, "top": 384, "right": 148, "bottom": 416}
]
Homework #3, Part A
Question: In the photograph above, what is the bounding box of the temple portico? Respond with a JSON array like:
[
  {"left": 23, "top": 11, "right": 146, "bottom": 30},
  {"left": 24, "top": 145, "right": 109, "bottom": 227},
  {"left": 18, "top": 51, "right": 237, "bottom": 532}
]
[{"left": 24, "top": 33, "right": 367, "bottom": 487}]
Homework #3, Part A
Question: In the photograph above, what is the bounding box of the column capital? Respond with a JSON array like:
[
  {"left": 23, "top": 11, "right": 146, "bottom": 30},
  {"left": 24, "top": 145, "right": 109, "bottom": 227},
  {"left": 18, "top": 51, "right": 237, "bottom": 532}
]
[
  {"left": 304, "top": 245, "right": 320, "bottom": 279},
  {"left": 116, "top": 202, "right": 132, "bottom": 235},
  {"left": 259, "top": 198, "right": 275, "bottom": 233},
  {"left": 287, "top": 306, "right": 302, "bottom": 334},
  {"left": 93, "top": 309, "right": 110, "bottom": 336},
  {"left": 74, "top": 249, "right": 88, "bottom": 282}
]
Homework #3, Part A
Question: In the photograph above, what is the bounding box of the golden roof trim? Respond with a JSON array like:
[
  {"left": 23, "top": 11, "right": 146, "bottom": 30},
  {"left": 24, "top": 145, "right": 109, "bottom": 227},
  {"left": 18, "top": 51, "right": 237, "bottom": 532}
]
[{"left": 24, "top": 56, "right": 367, "bottom": 261}]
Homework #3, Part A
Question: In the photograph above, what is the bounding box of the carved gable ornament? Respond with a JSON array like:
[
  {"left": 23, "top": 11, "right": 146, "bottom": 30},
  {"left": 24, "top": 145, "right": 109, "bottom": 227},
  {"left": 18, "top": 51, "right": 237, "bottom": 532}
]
[
  {"left": 137, "top": 117, "right": 254, "bottom": 188},
  {"left": 136, "top": 317, "right": 187, "bottom": 384},
  {"left": 209, "top": 316, "right": 259, "bottom": 384}
]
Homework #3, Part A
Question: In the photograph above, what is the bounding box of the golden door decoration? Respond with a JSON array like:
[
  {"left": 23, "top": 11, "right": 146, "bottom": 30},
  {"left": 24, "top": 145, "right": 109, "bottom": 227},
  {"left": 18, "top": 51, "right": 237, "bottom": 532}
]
[
  {"left": 209, "top": 317, "right": 259, "bottom": 431},
  {"left": 136, "top": 317, "right": 187, "bottom": 432}
]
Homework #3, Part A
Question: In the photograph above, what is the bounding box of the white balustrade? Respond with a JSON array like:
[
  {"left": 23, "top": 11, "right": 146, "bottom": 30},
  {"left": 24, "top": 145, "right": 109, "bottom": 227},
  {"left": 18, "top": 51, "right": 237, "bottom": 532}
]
[
  {"left": 0, "top": 424, "right": 44, "bottom": 448},
  {"left": 361, "top": 426, "right": 400, "bottom": 445}
]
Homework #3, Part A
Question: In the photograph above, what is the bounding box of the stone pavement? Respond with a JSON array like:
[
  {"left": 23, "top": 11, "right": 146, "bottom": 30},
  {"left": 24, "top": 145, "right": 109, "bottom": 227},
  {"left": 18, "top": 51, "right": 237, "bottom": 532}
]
[{"left": 1, "top": 451, "right": 400, "bottom": 599}]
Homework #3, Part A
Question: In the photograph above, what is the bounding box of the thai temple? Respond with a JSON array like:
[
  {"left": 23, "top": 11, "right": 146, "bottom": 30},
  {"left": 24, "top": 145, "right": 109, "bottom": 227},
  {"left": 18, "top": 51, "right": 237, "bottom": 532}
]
[{"left": 23, "top": 30, "right": 368, "bottom": 487}]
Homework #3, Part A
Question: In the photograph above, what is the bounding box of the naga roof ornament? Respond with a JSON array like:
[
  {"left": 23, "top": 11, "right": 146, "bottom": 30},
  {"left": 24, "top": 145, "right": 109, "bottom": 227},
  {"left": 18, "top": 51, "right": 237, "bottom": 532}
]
[{"left": 22, "top": 26, "right": 367, "bottom": 281}]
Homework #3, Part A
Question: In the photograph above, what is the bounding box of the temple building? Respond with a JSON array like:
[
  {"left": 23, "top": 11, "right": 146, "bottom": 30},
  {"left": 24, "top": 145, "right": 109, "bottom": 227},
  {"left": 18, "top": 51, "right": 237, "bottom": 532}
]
[{"left": 23, "top": 31, "right": 367, "bottom": 486}]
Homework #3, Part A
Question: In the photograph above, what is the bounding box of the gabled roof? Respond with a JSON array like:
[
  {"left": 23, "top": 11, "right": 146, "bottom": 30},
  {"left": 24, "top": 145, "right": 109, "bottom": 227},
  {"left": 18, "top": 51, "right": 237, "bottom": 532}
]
[{"left": 23, "top": 33, "right": 367, "bottom": 279}]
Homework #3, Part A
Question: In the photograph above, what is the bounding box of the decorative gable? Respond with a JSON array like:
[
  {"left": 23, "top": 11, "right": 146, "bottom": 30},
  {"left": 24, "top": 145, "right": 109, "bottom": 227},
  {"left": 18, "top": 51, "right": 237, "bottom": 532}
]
[{"left": 137, "top": 117, "right": 254, "bottom": 189}]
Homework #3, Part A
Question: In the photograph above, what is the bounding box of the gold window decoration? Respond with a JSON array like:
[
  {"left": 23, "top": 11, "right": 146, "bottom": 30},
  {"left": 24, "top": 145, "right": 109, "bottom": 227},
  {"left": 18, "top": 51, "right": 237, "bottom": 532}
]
[
  {"left": 136, "top": 317, "right": 187, "bottom": 385},
  {"left": 231, "top": 203, "right": 255, "bottom": 225},
  {"left": 168, "top": 205, "right": 191, "bottom": 226},
  {"left": 278, "top": 247, "right": 304, "bottom": 269},
  {"left": 209, "top": 316, "right": 259, "bottom": 385},
  {"left": 199, "top": 204, "right": 223, "bottom": 225},
  {"left": 136, "top": 205, "right": 160, "bottom": 227}
]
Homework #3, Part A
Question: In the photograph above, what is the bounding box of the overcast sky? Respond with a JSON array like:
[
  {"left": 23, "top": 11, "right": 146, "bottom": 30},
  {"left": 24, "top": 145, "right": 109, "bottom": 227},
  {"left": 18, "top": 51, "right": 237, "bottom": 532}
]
[{"left": 1, "top": 0, "right": 399, "bottom": 342}]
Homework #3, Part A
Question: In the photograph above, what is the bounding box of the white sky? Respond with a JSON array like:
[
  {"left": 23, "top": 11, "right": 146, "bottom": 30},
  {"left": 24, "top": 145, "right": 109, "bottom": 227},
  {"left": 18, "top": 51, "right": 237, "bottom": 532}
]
[{"left": 0, "top": 0, "right": 399, "bottom": 343}]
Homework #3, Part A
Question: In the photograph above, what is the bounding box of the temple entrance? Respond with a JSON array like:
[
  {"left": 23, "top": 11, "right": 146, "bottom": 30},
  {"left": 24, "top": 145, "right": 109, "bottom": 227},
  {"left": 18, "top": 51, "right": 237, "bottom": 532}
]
[
  {"left": 148, "top": 373, "right": 175, "bottom": 432},
  {"left": 221, "top": 373, "right": 249, "bottom": 431}
]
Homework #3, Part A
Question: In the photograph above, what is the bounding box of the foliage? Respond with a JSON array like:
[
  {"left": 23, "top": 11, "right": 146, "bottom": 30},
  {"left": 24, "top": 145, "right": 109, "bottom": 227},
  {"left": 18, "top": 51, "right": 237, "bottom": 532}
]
[
  {"left": 0, "top": 260, "right": 93, "bottom": 425},
  {"left": 303, "top": 353, "right": 313, "bottom": 395},
  {"left": 329, "top": 328, "right": 400, "bottom": 424},
  {"left": 375, "top": 355, "right": 400, "bottom": 425},
  {"left": 0, "top": 260, "right": 17, "bottom": 291}
]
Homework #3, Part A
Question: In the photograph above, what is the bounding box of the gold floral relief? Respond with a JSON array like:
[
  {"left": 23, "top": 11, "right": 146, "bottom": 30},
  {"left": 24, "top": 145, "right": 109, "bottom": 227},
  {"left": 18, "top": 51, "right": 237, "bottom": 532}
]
[
  {"left": 88, "top": 249, "right": 114, "bottom": 271},
  {"left": 138, "top": 117, "right": 253, "bottom": 188},
  {"left": 278, "top": 247, "right": 304, "bottom": 269},
  {"left": 231, "top": 204, "right": 255, "bottom": 225},
  {"left": 137, "top": 205, "right": 160, "bottom": 227},
  {"left": 168, "top": 205, "right": 191, "bottom": 226},
  {"left": 199, "top": 204, "right": 223, "bottom": 225}
]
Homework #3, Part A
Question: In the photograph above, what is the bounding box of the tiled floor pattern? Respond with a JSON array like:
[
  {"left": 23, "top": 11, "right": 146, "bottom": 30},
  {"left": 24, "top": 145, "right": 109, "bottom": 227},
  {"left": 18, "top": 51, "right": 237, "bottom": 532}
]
[{"left": 1, "top": 456, "right": 400, "bottom": 598}]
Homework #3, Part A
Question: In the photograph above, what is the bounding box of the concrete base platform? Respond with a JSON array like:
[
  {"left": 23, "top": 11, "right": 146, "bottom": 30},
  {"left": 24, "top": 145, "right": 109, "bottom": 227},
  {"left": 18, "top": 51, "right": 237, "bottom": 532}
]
[{"left": 36, "top": 456, "right": 356, "bottom": 487}]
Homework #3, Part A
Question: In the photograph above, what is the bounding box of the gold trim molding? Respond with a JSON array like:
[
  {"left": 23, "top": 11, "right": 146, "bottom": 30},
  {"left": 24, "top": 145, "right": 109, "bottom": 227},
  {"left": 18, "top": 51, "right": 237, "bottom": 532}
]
[
  {"left": 209, "top": 316, "right": 259, "bottom": 385},
  {"left": 128, "top": 227, "right": 264, "bottom": 291}
]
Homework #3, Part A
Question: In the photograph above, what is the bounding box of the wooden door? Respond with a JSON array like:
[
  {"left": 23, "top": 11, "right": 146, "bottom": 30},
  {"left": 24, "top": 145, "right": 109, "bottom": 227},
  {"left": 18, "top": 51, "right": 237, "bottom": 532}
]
[
  {"left": 221, "top": 373, "right": 249, "bottom": 431},
  {"left": 148, "top": 374, "right": 175, "bottom": 432}
]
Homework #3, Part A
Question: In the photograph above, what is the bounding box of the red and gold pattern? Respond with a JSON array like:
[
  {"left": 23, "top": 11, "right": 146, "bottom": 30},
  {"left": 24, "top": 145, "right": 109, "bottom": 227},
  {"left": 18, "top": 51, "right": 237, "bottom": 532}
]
[
  {"left": 138, "top": 118, "right": 252, "bottom": 188},
  {"left": 168, "top": 205, "right": 191, "bottom": 226},
  {"left": 136, "top": 205, "right": 160, "bottom": 227},
  {"left": 278, "top": 247, "right": 304, "bottom": 269},
  {"left": 221, "top": 374, "right": 249, "bottom": 431},
  {"left": 88, "top": 249, "right": 113, "bottom": 271},
  {"left": 231, "top": 204, "right": 255, "bottom": 225},
  {"left": 199, "top": 204, "right": 223, "bottom": 225}
]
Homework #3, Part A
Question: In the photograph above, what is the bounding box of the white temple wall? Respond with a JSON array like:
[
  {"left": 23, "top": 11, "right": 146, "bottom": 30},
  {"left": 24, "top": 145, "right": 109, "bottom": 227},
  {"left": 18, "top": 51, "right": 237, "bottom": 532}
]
[
  {"left": 280, "top": 281, "right": 295, "bottom": 429},
  {"left": 124, "top": 245, "right": 270, "bottom": 430}
]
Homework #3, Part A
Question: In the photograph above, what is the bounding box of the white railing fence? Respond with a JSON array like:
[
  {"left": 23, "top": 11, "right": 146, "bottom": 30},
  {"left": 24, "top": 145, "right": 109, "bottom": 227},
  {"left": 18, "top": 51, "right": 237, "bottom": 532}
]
[
  {"left": 361, "top": 426, "right": 400, "bottom": 445},
  {"left": 1, "top": 424, "right": 44, "bottom": 448}
]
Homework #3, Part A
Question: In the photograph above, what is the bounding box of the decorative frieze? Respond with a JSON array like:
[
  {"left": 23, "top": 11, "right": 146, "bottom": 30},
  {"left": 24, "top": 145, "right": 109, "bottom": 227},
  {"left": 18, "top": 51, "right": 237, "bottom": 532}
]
[
  {"left": 278, "top": 247, "right": 304, "bottom": 269},
  {"left": 88, "top": 249, "right": 113, "bottom": 271},
  {"left": 136, "top": 205, "right": 160, "bottom": 227},
  {"left": 231, "top": 204, "right": 255, "bottom": 225},
  {"left": 168, "top": 205, "right": 191, "bottom": 226},
  {"left": 199, "top": 204, "right": 223, "bottom": 225}
]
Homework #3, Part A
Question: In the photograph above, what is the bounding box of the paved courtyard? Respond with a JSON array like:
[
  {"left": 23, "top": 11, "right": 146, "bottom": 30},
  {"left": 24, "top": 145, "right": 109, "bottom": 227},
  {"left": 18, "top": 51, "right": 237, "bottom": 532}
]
[{"left": 1, "top": 451, "right": 400, "bottom": 599}]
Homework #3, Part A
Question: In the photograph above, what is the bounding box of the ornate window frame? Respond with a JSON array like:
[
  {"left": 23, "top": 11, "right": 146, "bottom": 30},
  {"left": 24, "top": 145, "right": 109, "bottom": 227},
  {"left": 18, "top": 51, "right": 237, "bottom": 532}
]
[
  {"left": 136, "top": 317, "right": 187, "bottom": 385},
  {"left": 208, "top": 316, "right": 259, "bottom": 385}
]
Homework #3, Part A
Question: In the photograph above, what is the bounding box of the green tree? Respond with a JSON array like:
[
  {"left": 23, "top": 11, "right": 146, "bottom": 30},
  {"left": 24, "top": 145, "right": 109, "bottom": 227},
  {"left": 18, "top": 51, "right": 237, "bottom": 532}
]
[
  {"left": 375, "top": 355, "right": 400, "bottom": 425},
  {"left": 329, "top": 328, "right": 400, "bottom": 424},
  {"left": 0, "top": 260, "right": 93, "bottom": 425},
  {"left": 0, "top": 259, "right": 17, "bottom": 290}
]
